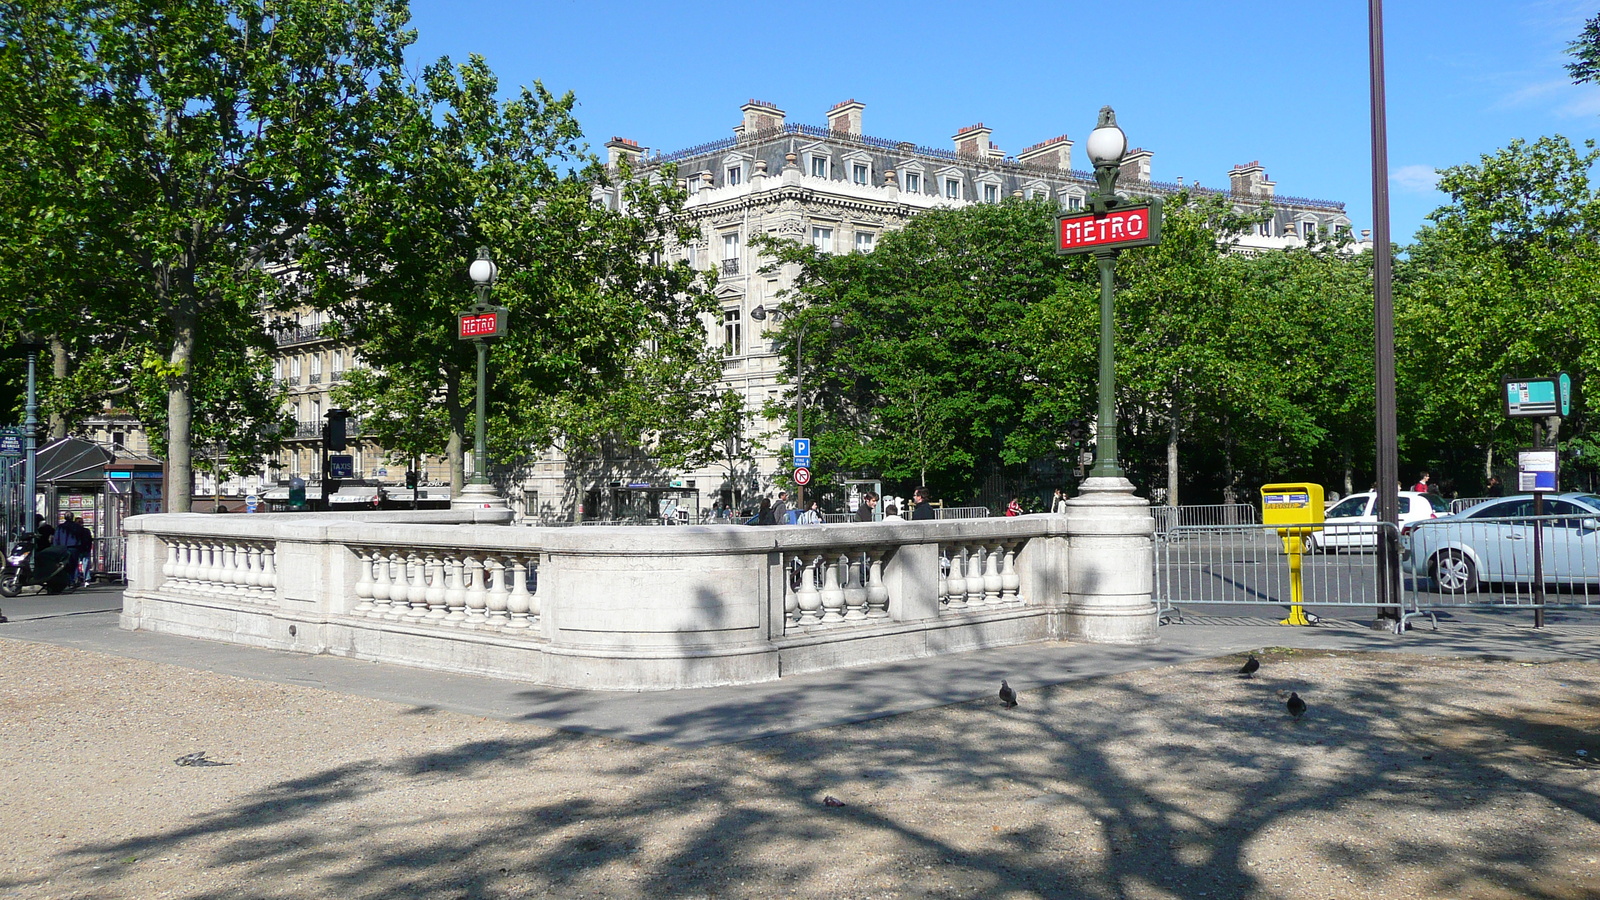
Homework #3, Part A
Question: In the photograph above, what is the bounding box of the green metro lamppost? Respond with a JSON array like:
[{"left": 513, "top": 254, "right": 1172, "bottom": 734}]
[
  {"left": 1056, "top": 106, "right": 1162, "bottom": 482},
  {"left": 454, "top": 247, "right": 511, "bottom": 510}
]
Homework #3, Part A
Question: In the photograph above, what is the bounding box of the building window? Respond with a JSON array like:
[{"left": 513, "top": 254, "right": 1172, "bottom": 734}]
[
  {"left": 812, "top": 226, "right": 834, "bottom": 253},
  {"left": 722, "top": 232, "right": 740, "bottom": 260},
  {"left": 1068, "top": 196, "right": 1082, "bottom": 210},
  {"left": 1334, "top": 224, "right": 1350, "bottom": 240},
  {"left": 290, "top": 357, "right": 301, "bottom": 381},
  {"left": 855, "top": 231, "right": 875, "bottom": 253},
  {"left": 853, "top": 163, "right": 869, "bottom": 185},
  {"left": 1301, "top": 220, "right": 1319, "bottom": 239},
  {"left": 722, "top": 309, "right": 742, "bottom": 357},
  {"left": 726, "top": 165, "right": 742, "bottom": 186},
  {"left": 810, "top": 155, "right": 828, "bottom": 178},
  {"left": 945, "top": 178, "right": 961, "bottom": 199},
  {"left": 903, "top": 172, "right": 921, "bottom": 193},
  {"left": 1259, "top": 219, "right": 1274, "bottom": 237},
  {"left": 983, "top": 184, "right": 998, "bottom": 203},
  {"left": 686, "top": 245, "right": 698, "bottom": 267}
]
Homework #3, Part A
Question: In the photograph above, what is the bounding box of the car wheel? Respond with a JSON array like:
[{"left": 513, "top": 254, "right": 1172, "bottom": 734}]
[
  {"left": 1301, "top": 534, "right": 1318, "bottom": 554},
  {"left": 1430, "top": 550, "right": 1478, "bottom": 594}
]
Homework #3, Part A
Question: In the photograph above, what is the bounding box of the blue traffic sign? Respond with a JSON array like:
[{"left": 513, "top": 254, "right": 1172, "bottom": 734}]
[{"left": 792, "top": 437, "right": 810, "bottom": 459}]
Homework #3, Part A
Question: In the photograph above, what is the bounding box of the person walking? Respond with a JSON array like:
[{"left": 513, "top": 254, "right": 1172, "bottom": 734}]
[
  {"left": 881, "top": 503, "right": 906, "bottom": 522},
  {"left": 772, "top": 491, "right": 791, "bottom": 525},
  {"left": 855, "top": 492, "right": 879, "bottom": 522},
  {"left": 910, "top": 486, "right": 936, "bottom": 521},
  {"left": 1412, "top": 471, "right": 1431, "bottom": 493},
  {"left": 1005, "top": 496, "right": 1023, "bottom": 517},
  {"left": 1486, "top": 475, "right": 1504, "bottom": 497},
  {"left": 1051, "top": 488, "right": 1069, "bottom": 514},
  {"left": 798, "top": 501, "right": 823, "bottom": 525},
  {"left": 754, "top": 497, "right": 776, "bottom": 526}
]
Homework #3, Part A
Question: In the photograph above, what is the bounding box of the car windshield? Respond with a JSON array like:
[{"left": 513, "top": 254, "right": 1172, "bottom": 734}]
[
  {"left": 1423, "top": 493, "right": 1451, "bottom": 512},
  {"left": 1327, "top": 496, "right": 1368, "bottom": 518}
]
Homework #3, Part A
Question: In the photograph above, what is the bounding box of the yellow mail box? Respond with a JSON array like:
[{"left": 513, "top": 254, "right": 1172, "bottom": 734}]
[{"left": 1261, "top": 482, "right": 1324, "bottom": 536}]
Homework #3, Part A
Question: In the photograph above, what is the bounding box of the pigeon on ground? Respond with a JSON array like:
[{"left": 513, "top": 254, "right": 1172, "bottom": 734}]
[
  {"left": 823, "top": 795, "right": 846, "bottom": 807},
  {"left": 998, "top": 680, "right": 1018, "bottom": 708},
  {"left": 173, "top": 751, "right": 228, "bottom": 767},
  {"left": 1239, "top": 656, "right": 1260, "bottom": 678},
  {"left": 1286, "top": 692, "right": 1307, "bottom": 720}
]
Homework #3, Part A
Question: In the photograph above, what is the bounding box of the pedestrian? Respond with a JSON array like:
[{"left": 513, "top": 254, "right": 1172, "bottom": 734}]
[
  {"left": 1412, "top": 471, "right": 1431, "bottom": 493},
  {"left": 855, "top": 491, "right": 879, "bottom": 522},
  {"left": 1052, "top": 487, "right": 1069, "bottom": 514},
  {"left": 910, "top": 486, "right": 936, "bottom": 521},
  {"left": 755, "top": 497, "right": 776, "bottom": 526},
  {"left": 882, "top": 503, "right": 905, "bottom": 522},
  {"left": 1005, "top": 496, "right": 1023, "bottom": 517},
  {"left": 1486, "top": 475, "right": 1504, "bottom": 497},
  {"left": 772, "top": 490, "right": 790, "bottom": 525},
  {"left": 797, "top": 501, "right": 822, "bottom": 525}
]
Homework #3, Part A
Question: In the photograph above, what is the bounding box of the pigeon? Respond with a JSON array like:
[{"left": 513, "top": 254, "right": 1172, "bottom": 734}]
[
  {"left": 822, "top": 795, "right": 846, "bottom": 807},
  {"left": 1286, "top": 692, "right": 1307, "bottom": 720},
  {"left": 998, "top": 680, "right": 1018, "bottom": 708},
  {"left": 173, "top": 751, "right": 228, "bottom": 767},
  {"left": 1238, "top": 656, "right": 1260, "bottom": 678}
]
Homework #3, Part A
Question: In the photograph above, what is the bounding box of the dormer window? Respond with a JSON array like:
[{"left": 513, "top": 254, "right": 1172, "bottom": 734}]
[
  {"left": 726, "top": 165, "right": 742, "bottom": 186},
  {"left": 904, "top": 172, "right": 921, "bottom": 193},
  {"left": 852, "top": 163, "right": 869, "bottom": 185},
  {"left": 983, "top": 184, "right": 999, "bottom": 203},
  {"left": 810, "top": 154, "right": 829, "bottom": 178},
  {"left": 944, "top": 177, "right": 961, "bottom": 200}
]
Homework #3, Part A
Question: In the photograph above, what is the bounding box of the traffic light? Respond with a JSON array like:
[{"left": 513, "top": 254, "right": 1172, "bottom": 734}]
[
  {"left": 288, "top": 475, "right": 306, "bottom": 510},
  {"left": 325, "top": 408, "right": 349, "bottom": 451},
  {"left": 405, "top": 469, "right": 419, "bottom": 489}
]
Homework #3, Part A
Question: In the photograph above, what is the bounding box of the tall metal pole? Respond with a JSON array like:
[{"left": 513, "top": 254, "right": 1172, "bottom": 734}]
[
  {"left": 23, "top": 348, "right": 38, "bottom": 529},
  {"left": 795, "top": 326, "right": 804, "bottom": 509},
  {"left": 471, "top": 338, "right": 489, "bottom": 486},
  {"left": 1089, "top": 249, "right": 1123, "bottom": 478},
  {"left": 1370, "top": 0, "right": 1402, "bottom": 619}
]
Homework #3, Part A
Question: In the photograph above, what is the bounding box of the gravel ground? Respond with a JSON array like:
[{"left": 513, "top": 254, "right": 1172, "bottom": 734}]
[{"left": 3, "top": 638, "right": 1600, "bottom": 900}]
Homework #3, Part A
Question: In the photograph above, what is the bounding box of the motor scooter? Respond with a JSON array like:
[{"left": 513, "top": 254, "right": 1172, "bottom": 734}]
[{"left": 0, "top": 537, "right": 75, "bottom": 597}]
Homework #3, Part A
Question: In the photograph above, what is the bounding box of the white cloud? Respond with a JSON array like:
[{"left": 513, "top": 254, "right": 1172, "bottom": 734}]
[{"left": 1391, "top": 165, "right": 1441, "bottom": 194}]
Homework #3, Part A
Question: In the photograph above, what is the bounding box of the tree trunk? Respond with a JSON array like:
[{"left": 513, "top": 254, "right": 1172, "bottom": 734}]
[
  {"left": 166, "top": 308, "right": 197, "bottom": 513},
  {"left": 49, "top": 337, "right": 68, "bottom": 439},
  {"left": 1166, "top": 407, "right": 1180, "bottom": 508},
  {"left": 1221, "top": 417, "right": 1237, "bottom": 506},
  {"left": 445, "top": 372, "right": 466, "bottom": 493},
  {"left": 1342, "top": 442, "right": 1354, "bottom": 496},
  {"left": 1484, "top": 444, "right": 1493, "bottom": 482}
]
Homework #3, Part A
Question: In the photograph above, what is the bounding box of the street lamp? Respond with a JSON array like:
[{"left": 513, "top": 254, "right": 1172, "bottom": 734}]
[
  {"left": 1054, "top": 106, "right": 1162, "bottom": 484},
  {"left": 749, "top": 302, "right": 808, "bottom": 507},
  {"left": 454, "top": 247, "right": 510, "bottom": 510}
]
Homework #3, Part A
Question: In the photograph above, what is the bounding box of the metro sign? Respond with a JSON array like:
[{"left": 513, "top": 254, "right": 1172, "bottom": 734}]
[
  {"left": 457, "top": 304, "right": 509, "bottom": 340},
  {"left": 1055, "top": 202, "right": 1163, "bottom": 254}
]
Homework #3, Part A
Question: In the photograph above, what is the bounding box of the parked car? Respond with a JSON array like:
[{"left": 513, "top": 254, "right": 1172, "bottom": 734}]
[
  {"left": 1302, "top": 490, "right": 1450, "bottom": 552},
  {"left": 1402, "top": 493, "right": 1600, "bottom": 592}
]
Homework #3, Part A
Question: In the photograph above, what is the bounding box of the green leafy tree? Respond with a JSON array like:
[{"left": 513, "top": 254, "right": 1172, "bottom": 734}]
[
  {"left": 0, "top": 0, "right": 413, "bottom": 511},
  {"left": 1396, "top": 136, "right": 1600, "bottom": 493},
  {"left": 1568, "top": 13, "right": 1600, "bottom": 85},
  {"left": 305, "top": 55, "right": 723, "bottom": 497}
]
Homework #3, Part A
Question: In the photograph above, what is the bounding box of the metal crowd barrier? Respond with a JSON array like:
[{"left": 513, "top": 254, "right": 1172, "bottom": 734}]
[
  {"left": 1154, "top": 521, "right": 1400, "bottom": 622},
  {"left": 1399, "top": 513, "right": 1600, "bottom": 630},
  {"left": 1151, "top": 503, "right": 1259, "bottom": 538},
  {"left": 1449, "top": 496, "right": 1494, "bottom": 514}
]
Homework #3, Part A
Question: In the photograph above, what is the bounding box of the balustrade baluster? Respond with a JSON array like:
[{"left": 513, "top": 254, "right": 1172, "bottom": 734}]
[
  {"left": 865, "top": 548, "right": 890, "bottom": 618},
  {"left": 526, "top": 554, "right": 542, "bottom": 622},
  {"left": 462, "top": 555, "right": 489, "bottom": 626},
  {"left": 442, "top": 554, "right": 467, "bottom": 623},
  {"left": 484, "top": 555, "right": 510, "bottom": 625},
  {"left": 246, "top": 544, "right": 266, "bottom": 601},
  {"left": 1000, "top": 542, "right": 1021, "bottom": 601},
  {"left": 842, "top": 552, "right": 868, "bottom": 620},
  {"left": 965, "top": 544, "right": 986, "bottom": 607},
  {"left": 783, "top": 555, "right": 799, "bottom": 626},
  {"left": 352, "top": 547, "right": 376, "bottom": 615},
  {"left": 260, "top": 545, "right": 277, "bottom": 598},
  {"left": 403, "top": 552, "right": 429, "bottom": 618},
  {"left": 423, "top": 553, "right": 448, "bottom": 618},
  {"left": 944, "top": 544, "right": 968, "bottom": 610},
  {"left": 162, "top": 540, "right": 178, "bottom": 583},
  {"left": 505, "top": 555, "right": 532, "bottom": 629},
  {"left": 795, "top": 554, "right": 823, "bottom": 625},
  {"left": 380, "top": 551, "right": 407, "bottom": 619},
  {"left": 820, "top": 552, "right": 846, "bottom": 623},
  {"left": 983, "top": 542, "right": 1003, "bottom": 604}
]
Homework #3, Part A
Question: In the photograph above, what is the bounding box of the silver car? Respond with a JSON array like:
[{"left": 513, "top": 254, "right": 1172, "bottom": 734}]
[{"left": 1402, "top": 493, "right": 1600, "bottom": 592}]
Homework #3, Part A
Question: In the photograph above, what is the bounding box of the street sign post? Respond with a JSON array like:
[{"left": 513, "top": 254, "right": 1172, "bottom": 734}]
[
  {"left": 457, "top": 304, "right": 509, "bottom": 340},
  {"left": 1055, "top": 203, "right": 1164, "bottom": 255},
  {"left": 0, "top": 427, "right": 22, "bottom": 456},
  {"left": 793, "top": 466, "right": 812, "bottom": 487}
]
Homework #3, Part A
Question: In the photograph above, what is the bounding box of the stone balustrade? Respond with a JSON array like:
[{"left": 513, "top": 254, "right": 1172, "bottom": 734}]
[{"left": 121, "top": 505, "right": 1155, "bottom": 690}]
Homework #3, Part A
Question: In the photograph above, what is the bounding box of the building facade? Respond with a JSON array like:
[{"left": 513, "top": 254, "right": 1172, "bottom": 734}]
[{"left": 518, "top": 99, "right": 1363, "bottom": 523}]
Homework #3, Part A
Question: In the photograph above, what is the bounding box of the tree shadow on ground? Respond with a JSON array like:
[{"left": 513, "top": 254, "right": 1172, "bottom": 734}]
[{"left": 21, "top": 656, "right": 1600, "bottom": 900}]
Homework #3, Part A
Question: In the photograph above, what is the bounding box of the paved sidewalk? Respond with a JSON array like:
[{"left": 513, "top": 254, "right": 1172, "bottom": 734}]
[{"left": 3, "top": 589, "right": 1597, "bottom": 748}]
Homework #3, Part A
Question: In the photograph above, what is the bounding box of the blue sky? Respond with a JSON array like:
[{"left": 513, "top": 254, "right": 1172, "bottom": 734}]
[{"left": 404, "top": 0, "right": 1599, "bottom": 242}]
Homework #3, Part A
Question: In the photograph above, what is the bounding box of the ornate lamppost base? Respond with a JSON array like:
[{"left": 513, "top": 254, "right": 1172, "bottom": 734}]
[
  {"left": 452, "top": 481, "right": 510, "bottom": 511},
  {"left": 1062, "top": 476, "right": 1159, "bottom": 645}
]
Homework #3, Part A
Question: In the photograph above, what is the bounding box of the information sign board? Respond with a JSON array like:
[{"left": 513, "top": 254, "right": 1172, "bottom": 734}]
[
  {"left": 0, "top": 428, "right": 22, "bottom": 456},
  {"left": 1055, "top": 202, "right": 1163, "bottom": 254},
  {"left": 1503, "top": 376, "right": 1569, "bottom": 418},
  {"left": 328, "top": 454, "right": 354, "bottom": 478},
  {"left": 1518, "top": 450, "right": 1558, "bottom": 492}
]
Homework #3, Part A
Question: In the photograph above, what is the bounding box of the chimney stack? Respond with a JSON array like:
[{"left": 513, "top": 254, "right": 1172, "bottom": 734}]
[
  {"left": 826, "top": 99, "right": 864, "bottom": 136},
  {"left": 1228, "top": 161, "right": 1276, "bottom": 199},
  {"left": 737, "top": 99, "right": 786, "bottom": 137},
  {"left": 953, "top": 123, "right": 992, "bottom": 158},
  {"left": 1018, "top": 135, "right": 1073, "bottom": 170},
  {"left": 605, "top": 136, "right": 643, "bottom": 169},
  {"left": 1119, "top": 148, "right": 1153, "bottom": 183}
]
